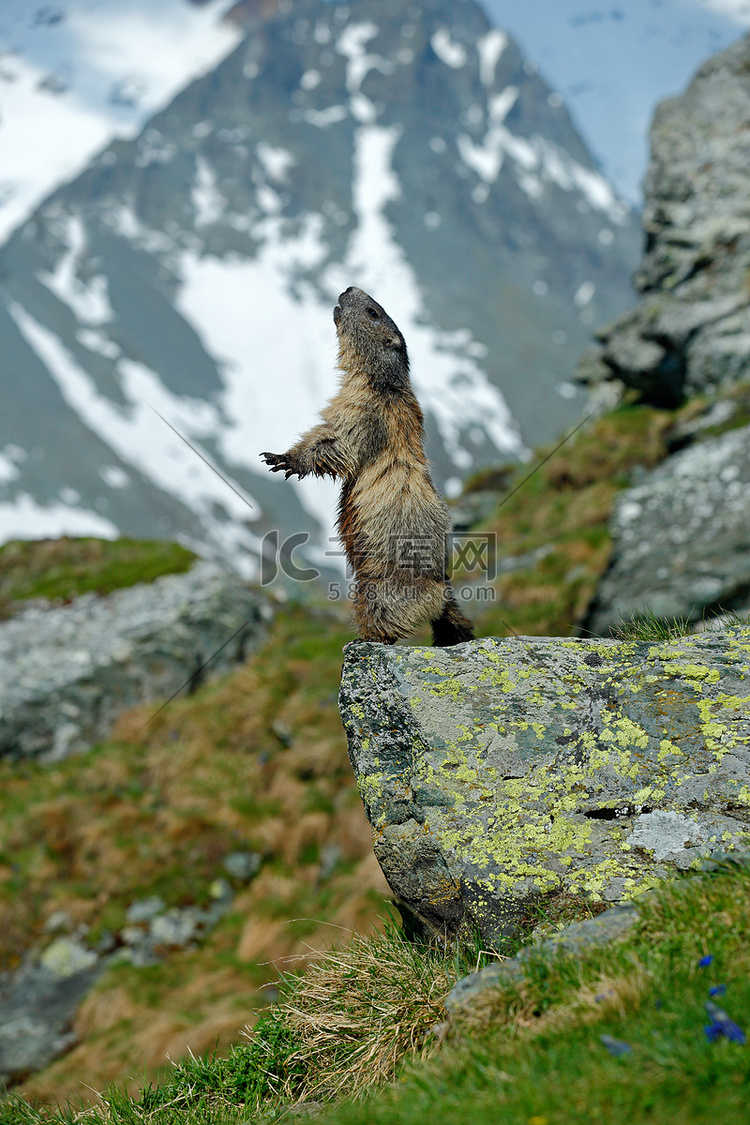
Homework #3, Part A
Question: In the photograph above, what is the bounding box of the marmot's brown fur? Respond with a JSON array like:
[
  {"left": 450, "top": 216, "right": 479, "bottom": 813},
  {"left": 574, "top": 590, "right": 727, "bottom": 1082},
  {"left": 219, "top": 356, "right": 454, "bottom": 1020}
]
[{"left": 261, "top": 286, "right": 475, "bottom": 646}]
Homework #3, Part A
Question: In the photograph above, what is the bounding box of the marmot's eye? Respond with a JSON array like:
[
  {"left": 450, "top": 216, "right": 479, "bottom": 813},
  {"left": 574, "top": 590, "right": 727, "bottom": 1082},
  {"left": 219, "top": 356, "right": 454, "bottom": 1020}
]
[{"left": 366, "top": 307, "right": 379, "bottom": 320}]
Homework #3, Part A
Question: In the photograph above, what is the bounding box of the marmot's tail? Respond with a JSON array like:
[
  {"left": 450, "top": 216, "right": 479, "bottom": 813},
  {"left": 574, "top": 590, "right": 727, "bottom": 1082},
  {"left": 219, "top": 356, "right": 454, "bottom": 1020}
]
[{"left": 431, "top": 596, "right": 475, "bottom": 647}]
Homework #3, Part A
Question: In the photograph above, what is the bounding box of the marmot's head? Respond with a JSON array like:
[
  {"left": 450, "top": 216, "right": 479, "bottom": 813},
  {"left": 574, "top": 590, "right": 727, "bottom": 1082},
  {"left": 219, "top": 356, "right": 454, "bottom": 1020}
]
[{"left": 334, "top": 287, "right": 409, "bottom": 390}]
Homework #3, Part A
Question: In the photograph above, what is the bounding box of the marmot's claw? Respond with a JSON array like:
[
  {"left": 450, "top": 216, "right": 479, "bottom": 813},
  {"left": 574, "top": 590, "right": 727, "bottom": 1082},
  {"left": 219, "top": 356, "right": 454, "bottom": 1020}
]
[{"left": 261, "top": 451, "right": 294, "bottom": 476}]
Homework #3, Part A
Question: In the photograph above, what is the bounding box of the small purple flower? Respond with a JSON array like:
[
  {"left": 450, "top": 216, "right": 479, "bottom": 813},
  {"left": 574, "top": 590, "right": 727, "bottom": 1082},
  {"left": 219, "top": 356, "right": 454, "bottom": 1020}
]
[
  {"left": 704, "top": 1001, "right": 746, "bottom": 1045},
  {"left": 698, "top": 954, "right": 713, "bottom": 968},
  {"left": 600, "top": 1034, "right": 632, "bottom": 1057},
  {"left": 709, "top": 985, "right": 727, "bottom": 998}
]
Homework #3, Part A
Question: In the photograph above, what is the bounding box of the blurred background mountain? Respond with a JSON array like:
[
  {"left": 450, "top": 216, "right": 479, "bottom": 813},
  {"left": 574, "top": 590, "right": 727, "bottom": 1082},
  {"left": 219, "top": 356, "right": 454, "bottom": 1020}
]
[{"left": 0, "top": 0, "right": 747, "bottom": 575}]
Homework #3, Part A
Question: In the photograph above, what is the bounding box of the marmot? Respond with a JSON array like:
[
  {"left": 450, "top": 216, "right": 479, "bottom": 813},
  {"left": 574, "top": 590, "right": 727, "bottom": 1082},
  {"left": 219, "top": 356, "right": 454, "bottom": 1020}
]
[{"left": 261, "top": 286, "right": 475, "bottom": 646}]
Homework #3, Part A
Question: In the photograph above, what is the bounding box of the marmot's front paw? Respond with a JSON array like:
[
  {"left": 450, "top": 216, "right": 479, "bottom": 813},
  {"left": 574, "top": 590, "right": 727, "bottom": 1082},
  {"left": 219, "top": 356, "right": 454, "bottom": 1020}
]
[{"left": 260, "top": 452, "right": 297, "bottom": 479}]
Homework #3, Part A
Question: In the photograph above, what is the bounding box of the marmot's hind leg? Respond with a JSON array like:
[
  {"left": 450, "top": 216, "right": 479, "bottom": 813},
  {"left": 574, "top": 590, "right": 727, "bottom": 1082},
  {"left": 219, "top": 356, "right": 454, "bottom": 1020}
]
[
  {"left": 431, "top": 592, "right": 475, "bottom": 646},
  {"left": 352, "top": 579, "right": 446, "bottom": 644}
]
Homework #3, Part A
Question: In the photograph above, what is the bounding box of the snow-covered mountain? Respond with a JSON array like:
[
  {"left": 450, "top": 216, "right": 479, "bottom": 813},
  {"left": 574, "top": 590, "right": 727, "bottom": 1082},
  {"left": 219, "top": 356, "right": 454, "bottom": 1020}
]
[
  {"left": 0, "top": 0, "right": 243, "bottom": 243},
  {"left": 2, "top": 0, "right": 748, "bottom": 242},
  {"left": 0, "top": 0, "right": 639, "bottom": 575}
]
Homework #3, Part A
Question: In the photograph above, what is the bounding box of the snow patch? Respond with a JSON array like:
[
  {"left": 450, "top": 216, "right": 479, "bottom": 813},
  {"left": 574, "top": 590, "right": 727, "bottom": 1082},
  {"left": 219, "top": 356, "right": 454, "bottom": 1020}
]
[
  {"left": 0, "top": 0, "right": 241, "bottom": 240},
  {"left": 518, "top": 173, "right": 543, "bottom": 199},
  {"left": 458, "top": 134, "right": 504, "bottom": 183},
  {"left": 337, "top": 21, "right": 389, "bottom": 92},
  {"left": 7, "top": 300, "right": 264, "bottom": 574},
  {"left": 135, "top": 128, "right": 177, "bottom": 168},
  {"left": 304, "top": 105, "right": 348, "bottom": 128},
  {"left": 100, "top": 465, "right": 130, "bottom": 489},
  {"left": 535, "top": 136, "right": 629, "bottom": 223},
  {"left": 192, "top": 157, "right": 225, "bottom": 227},
  {"left": 0, "top": 494, "right": 118, "bottom": 544},
  {"left": 0, "top": 452, "right": 21, "bottom": 485},
  {"left": 453, "top": 102, "right": 630, "bottom": 224},
  {"left": 174, "top": 214, "right": 338, "bottom": 543},
  {"left": 38, "top": 214, "right": 113, "bottom": 325},
  {"left": 431, "top": 29, "right": 467, "bottom": 68},
  {"left": 477, "top": 30, "right": 508, "bottom": 86},
  {"left": 489, "top": 87, "right": 519, "bottom": 124},
  {"left": 256, "top": 142, "right": 295, "bottom": 184},
  {"left": 76, "top": 328, "right": 120, "bottom": 358},
  {"left": 342, "top": 123, "right": 526, "bottom": 468}
]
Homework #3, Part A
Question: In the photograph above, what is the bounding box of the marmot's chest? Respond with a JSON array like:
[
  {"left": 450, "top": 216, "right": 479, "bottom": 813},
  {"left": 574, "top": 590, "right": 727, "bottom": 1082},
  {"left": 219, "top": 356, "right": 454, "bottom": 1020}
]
[{"left": 335, "top": 403, "right": 423, "bottom": 471}]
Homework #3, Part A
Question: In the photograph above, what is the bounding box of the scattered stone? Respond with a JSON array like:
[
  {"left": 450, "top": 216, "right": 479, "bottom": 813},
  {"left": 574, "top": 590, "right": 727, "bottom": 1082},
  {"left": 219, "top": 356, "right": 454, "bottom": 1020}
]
[
  {"left": 126, "top": 896, "right": 166, "bottom": 924},
  {"left": 449, "top": 489, "right": 504, "bottom": 533},
  {"left": 39, "top": 937, "right": 98, "bottom": 979},
  {"left": 339, "top": 632, "right": 750, "bottom": 947},
  {"left": 0, "top": 953, "right": 102, "bottom": 1086},
  {"left": 223, "top": 851, "right": 263, "bottom": 882},
  {"left": 43, "top": 910, "right": 72, "bottom": 934},
  {"left": 272, "top": 720, "right": 294, "bottom": 747},
  {"left": 446, "top": 900, "right": 640, "bottom": 1012},
  {"left": 318, "top": 843, "right": 341, "bottom": 883},
  {"left": 151, "top": 909, "right": 203, "bottom": 949},
  {"left": 0, "top": 884, "right": 237, "bottom": 1084},
  {"left": 209, "top": 878, "right": 233, "bottom": 901}
]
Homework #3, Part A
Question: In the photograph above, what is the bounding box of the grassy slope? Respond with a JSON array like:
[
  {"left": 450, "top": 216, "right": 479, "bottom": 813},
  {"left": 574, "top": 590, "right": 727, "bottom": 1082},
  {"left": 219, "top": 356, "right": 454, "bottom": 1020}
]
[
  {"left": 4, "top": 861, "right": 749, "bottom": 1124},
  {"left": 317, "top": 863, "right": 750, "bottom": 1125},
  {"left": 1, "top": 600, "right": 389, "bottom": 1106},
  {"left": 468, "top": 382, "right": 750, "bottom": 639},
  {"left": 3, "top": 384, "right": 750, "bottom": 1115}
]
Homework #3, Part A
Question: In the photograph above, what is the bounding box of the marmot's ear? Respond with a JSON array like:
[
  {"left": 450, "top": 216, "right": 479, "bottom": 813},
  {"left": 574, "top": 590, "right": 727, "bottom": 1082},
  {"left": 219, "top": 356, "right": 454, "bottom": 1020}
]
[{"left": 386, "top": 335, "right": 403, "bottom": 349}]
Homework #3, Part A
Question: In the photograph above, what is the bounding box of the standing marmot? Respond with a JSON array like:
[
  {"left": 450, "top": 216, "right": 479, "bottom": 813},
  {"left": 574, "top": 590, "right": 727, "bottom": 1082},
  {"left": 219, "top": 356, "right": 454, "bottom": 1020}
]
[{"left": 261, "top": 286, "right": 475, "bottom": 646}]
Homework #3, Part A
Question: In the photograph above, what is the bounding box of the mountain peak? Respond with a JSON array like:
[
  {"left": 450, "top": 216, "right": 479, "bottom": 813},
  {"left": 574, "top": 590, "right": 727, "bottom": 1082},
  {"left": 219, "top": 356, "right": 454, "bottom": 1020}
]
[{"left": 0, "top": 0, "right": 638, "bottom": 573}]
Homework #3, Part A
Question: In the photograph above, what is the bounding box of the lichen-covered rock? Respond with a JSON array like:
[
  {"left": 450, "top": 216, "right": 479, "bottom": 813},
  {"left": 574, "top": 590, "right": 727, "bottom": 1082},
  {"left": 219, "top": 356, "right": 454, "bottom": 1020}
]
[
  {"left": 339, "top": 632, "right": 750, "bottom": 945},
  {"left": 583, "top": 423, "right": 750, "bottom": 635},
  {"left": 0, "top": 561, "right": 271, "bottom": 761},
  {"left": 580, "top": 32, "right": 750, "bottom": 404}
]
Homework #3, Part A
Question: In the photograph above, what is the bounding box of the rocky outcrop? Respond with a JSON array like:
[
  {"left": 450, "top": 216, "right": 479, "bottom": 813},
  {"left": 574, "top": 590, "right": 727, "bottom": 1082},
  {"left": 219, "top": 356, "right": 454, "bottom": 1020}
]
[
  {"left": 579, "top": 32, "right": 750, "bottom": 405},
  {"left": 583, "top": 422, "right": 750, "bottom": 636},
  {"left": 339, "top": 632, "right": 750, "bottom": 946},
  {"left": 0, "top": 562, "right": 271, "bottom": 762}
]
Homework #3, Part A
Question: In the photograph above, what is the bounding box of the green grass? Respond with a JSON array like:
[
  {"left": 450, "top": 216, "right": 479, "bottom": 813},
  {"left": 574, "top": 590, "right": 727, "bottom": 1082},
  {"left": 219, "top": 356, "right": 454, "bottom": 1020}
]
[
  {"left": 0, "top": 537, "right": 196, "bottom": 618},
  {"left": 463, "top": 390, "right": 750, "bottom": 640},
  {"left": 611, "top": 606, "right": 750, "bottom": 642},
  {"left": 5, "top": 862, "right": 749, "bottom": 1124},
  {"left": 468, "top": 402, "right": 676, "bottom": 639}
]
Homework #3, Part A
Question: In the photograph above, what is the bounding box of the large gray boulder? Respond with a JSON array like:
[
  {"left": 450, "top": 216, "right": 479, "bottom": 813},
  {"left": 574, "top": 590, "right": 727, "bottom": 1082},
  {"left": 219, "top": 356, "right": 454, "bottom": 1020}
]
[
  {"left": 339, "top": 632, "right": 750, "bottom": 945},
  {"left": 0, "top": 562, "right": 270, "bottom": 761},
  {"left": 583, "top": 422, "right": 750, "bottom": 636},
  {"left": 580, "top": 32, "right": 750, "bottom": 404}
]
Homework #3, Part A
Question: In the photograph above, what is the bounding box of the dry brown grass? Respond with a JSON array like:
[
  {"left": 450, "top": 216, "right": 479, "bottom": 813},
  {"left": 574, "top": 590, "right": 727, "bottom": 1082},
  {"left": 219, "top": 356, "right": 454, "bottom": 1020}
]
[
  {"left": 6, "top": 605, "right": 392, "bottom": 1106},
  {"left": 266, "top": 925, "right": 457, "bottom": 1104}
]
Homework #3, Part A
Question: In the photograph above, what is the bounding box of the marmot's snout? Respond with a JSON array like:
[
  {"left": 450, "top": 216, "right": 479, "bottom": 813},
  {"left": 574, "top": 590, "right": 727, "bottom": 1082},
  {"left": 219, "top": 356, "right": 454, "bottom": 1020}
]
[{"left": 334, "top": 286, "right": 366, "bottom": 326}]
